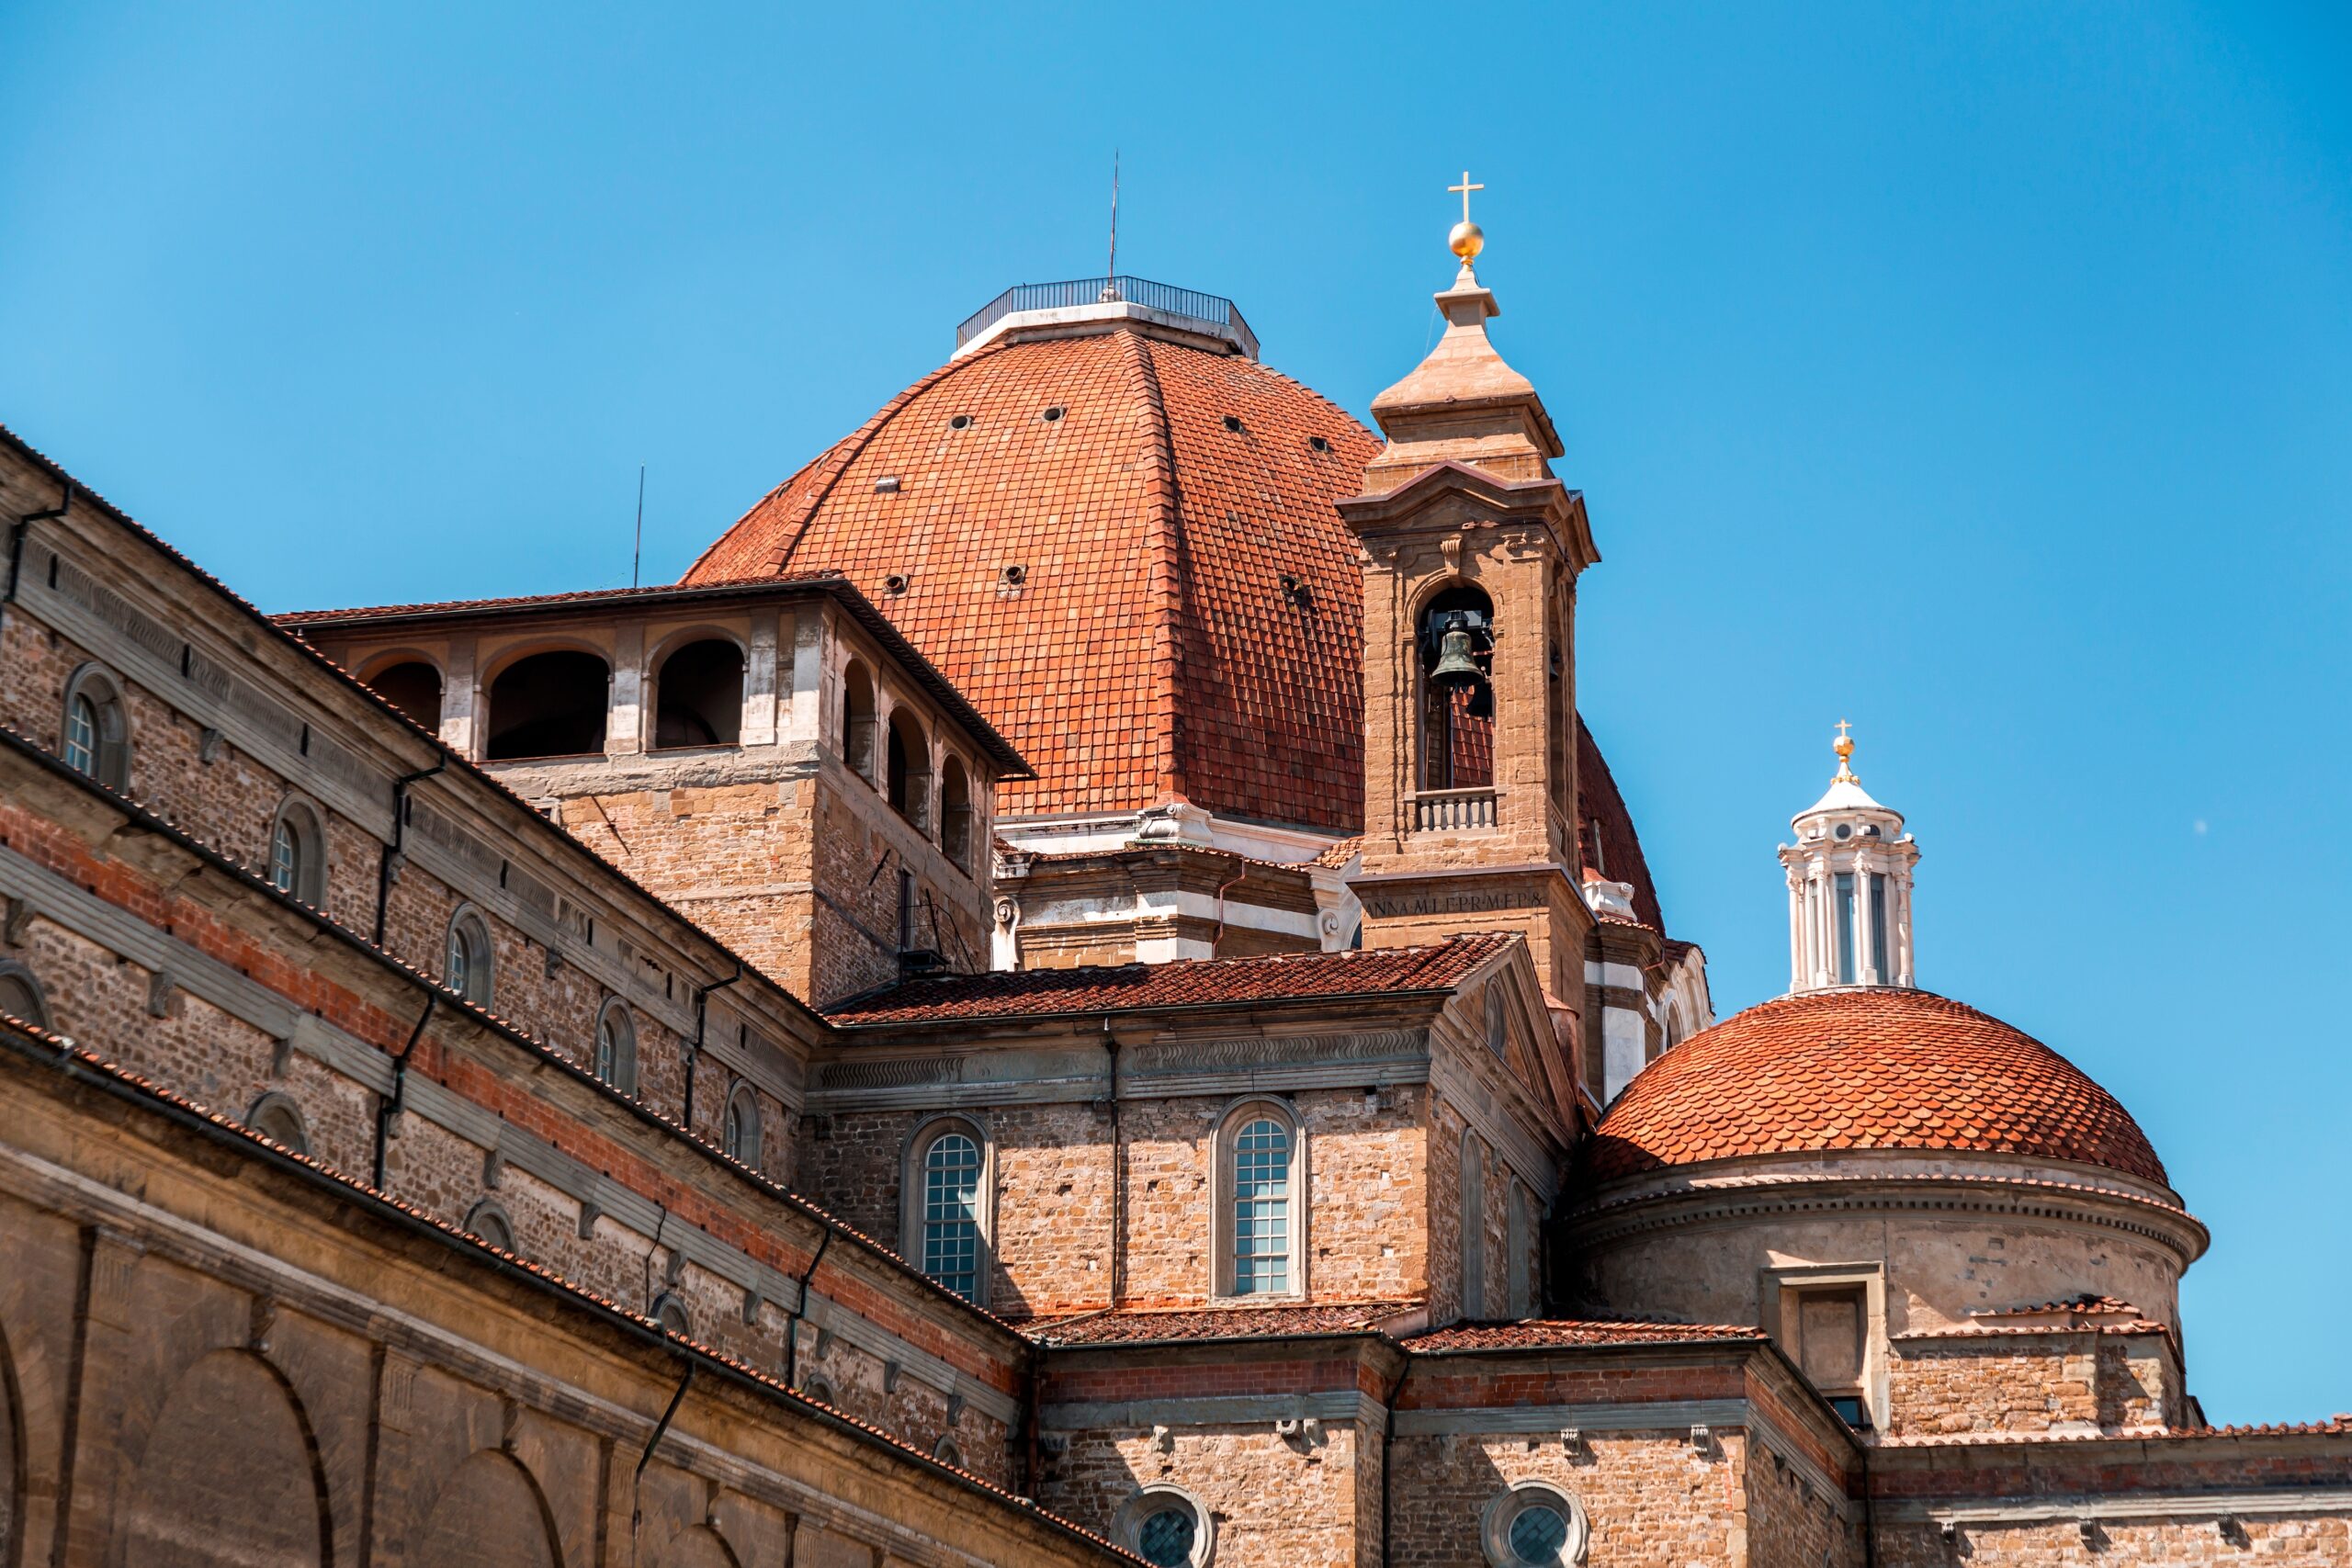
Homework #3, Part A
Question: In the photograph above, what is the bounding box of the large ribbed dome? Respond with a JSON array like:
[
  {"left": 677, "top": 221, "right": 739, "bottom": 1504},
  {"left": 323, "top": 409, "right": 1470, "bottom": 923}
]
[
  {"left": 686, "top": 325, "right": 1382, "bottom": 830},
  {"left": 1583, "top": 988, "right": 2169, "bottom": 1188}
]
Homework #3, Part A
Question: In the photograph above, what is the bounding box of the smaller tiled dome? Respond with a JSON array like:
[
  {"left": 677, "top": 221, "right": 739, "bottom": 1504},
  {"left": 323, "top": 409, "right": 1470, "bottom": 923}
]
[{"left": 1583, "top": 988, "right": 2168, "bottom": 1188}]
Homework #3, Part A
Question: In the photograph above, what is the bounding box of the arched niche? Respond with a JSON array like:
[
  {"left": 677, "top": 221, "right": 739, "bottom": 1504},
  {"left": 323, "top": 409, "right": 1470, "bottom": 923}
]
[
  {"left": 409, "top": 1449, "right": 562, "bottom": 1568},
  {"left": 650, "top": 1523, "right": 743, "bottom": 1568},
  {"left": 485, "top": 649, "right": 609, "bottom": 761},
  {"left": 653, "top": 637, "right": 743, "bottom": 750},
  {"left": 119, "top": 1348, "right": 330, "bottom": 1567},
  {"left": 0, "top": 1320, "right": 23, "bottom": 1564}
]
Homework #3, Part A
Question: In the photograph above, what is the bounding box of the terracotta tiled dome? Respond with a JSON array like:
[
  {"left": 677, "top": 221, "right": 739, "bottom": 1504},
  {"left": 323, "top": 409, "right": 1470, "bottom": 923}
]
[
  {"left": 1583, "top": 988, "right": 2168, "bottom": 1188},
  {"left": 685, "top": 329, "right": 1382, "bottom": 830}
]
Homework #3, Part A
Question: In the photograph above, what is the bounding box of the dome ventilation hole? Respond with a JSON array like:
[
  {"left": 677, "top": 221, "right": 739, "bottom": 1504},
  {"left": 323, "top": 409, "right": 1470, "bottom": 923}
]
[
  {"left": 1041, "top": 406, "right": 1065, "bottom": 423},
  {"left": 1222, "top": 415, "right": 1246, "bottom": 434},
  {"left": 1307, "top": 434, "right": 1331, "bottom": 454},
  {"left": 949, "top": 414, "right": 974, "bottom": 431},
  {"left": 1000, "top": 564, "right": 1027, "bottom": 588},
  {"left": 883, "top": 573, "right": 910, "bottom": 596},
  {"left": 874, "top": 476, "right": 901, "bottom": 495}
]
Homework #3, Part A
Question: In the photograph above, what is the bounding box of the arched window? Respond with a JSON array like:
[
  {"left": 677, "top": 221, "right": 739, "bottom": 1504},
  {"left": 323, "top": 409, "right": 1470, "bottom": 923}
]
[
  {"left": 722, "top": 1084, "right": 763, "bottom": 1169},
  {"left": 1461, "top": 1132, "right": 1487, "bottom": 1320},
  {"left": 594, "top": 999, "right": 639, "bottom": 1096},
  {"left": 1216, "top": 1100, "right": 1303, "bottom": 1300},
  {"left": 60, "top": 664, "right": 131, "bottom": 791},
  {"left": 653, "top": 637, "right": 743, "bottom": 750},
  {"left": 1116, "top": 1485, "right": 1215, "bottom": 1568},
  {"left": 484, "top": 649, "right": 609, "bottom": 761},
  {"left": 444, "top": 907, "right": 494, "bottom": 1007},
  {"left": 940, "top": 755, "right": 975, "bottom": 872},
  {"left": 364, "top": 660, "right": 443, "bottom": 732},
  {"left": 800, "top": 1375, "right": 836, "bottom": 1406},
  {"left": 651, "top": 1292, "right": 690, "bottom": 1337},
  {"left": 1418, "top": 585, "right": 1495, "bottom": 793},
  {"left": 905, "top": 1120, "right": 989, "bottom": 1304},
  {"left": 933, "top": 1436, "right": 964, "bottom": 1470},
  {"left": 465, "top": 1198, "right": 517, "bottom": 1253},
  {"left": 1480, "top": 1481, "right": 1589, "bottom": 1568},
  {"left": 267, "top": 798, "right": 328, "bottom": 906},
  {"left": 247, "top": 1091, "right": 311, "bottom": 1156},
  {"left": 841, "top": 660, "right": 876, "bottom": 781},
  {"left": 886, "top": 710, "right": 930, "bottom": 829},
  {"left": 0, "top": 961, "right": 51, "bottom": 1029},
  {"left": 1485, "top": 981, "right": 1509, "bottom": 1055}
]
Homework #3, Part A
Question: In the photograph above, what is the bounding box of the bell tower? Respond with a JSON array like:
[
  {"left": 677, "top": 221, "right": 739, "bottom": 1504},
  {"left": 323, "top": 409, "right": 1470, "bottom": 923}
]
[{"left": 1340, "top": 197, "right": 1600, "bottom": 1006}]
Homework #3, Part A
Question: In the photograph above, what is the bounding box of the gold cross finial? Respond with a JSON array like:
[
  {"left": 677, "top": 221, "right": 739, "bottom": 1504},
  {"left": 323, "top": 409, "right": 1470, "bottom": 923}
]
[
  {"left": 1835, "top": 718, "right": 1853, "bottom": 741},
  {"left": 1449, "top": 170, "right": 1484, "bottom": 225}
]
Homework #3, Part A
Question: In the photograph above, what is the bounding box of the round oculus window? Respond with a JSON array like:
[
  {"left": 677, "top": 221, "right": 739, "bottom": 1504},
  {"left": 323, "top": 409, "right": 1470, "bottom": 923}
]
[
  {"left": 1136, "top": 1501, "right": 1197, "bottom": 1566},
  {"left": 1509, "top": 1505, "right": 1570, "bottom": 1563},
  {"left": 1834, "top": 822, "right": 1852, "bottom": 840},
  {"left": 1482, "top": 1483, "right": 1588, "bottom": 1568}
]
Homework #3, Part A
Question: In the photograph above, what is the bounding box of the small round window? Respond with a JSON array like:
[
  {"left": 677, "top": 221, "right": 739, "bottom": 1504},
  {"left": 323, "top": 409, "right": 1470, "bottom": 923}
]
[
  {"left": 1833, "top": 822, "right": 1852, "bottom": 840},
  {"left": 1118, "top": 1486, "right": 1212, "bottom": 1568},
  {"left": 1482, "top": 1482, "right": 1588, "bottom": 1568},
  {"left": 1136, "top": 1501, "right": 1197, "bottom": 1566}
]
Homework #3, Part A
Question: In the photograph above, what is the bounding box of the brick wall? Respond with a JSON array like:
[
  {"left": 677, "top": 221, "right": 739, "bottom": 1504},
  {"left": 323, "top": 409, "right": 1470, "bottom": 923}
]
[
  {"left": 1886, "top": 1329, "right": 2179, "bottom": 1437},
  {"left": 1041, "top": 1425, "right": 1365, "bottom": 1568},
  {"left": 1386, "top": 1430, "right": 1750, "bottom": 1566}
]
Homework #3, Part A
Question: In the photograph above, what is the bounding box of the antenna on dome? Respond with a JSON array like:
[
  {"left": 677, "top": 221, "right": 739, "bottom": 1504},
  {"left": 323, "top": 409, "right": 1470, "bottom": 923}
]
[
  {"left": 1105, "top": 150, "right": 1121, "bottom": 296},
  {"left": 631, "top": 464, "right": 646, "bottom": 589}
]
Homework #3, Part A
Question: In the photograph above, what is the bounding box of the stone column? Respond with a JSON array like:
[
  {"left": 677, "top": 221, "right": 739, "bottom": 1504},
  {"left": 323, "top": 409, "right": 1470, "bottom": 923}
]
[{"left": 609, "top": 623, "right": 645, "bottom": 756}]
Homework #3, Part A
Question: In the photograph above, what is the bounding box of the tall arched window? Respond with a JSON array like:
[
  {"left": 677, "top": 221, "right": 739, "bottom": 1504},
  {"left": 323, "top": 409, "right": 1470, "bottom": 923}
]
[
  {"left": 1508, "top": 1181, "right": 1535, "bottom": 1319},
  {"left": 60, "top": 664, "right": 131, "bottom": 791},
  {"left": 1216, "top": 1100, "right": 1303, "bottom": 1299},
  {"left": 1461, "top": 1131, "right": 1487, "bottom": 1320},
  {"left": 0, "top": 961, "right": 51, "bottom": 1029},
  {"left": 267, "top": 798, "right": 328, "bottom": 906},
  {"left": 594, "top": 999, "right": 639, "bottom": 1096},
  {"left": 940, "top": 755, "right": 974, "bottom": 872},
  {"left": 247, "top": 1091, "right": 311, "bottom": 1156},
  {"left": 652, "top": 637, "right": 743, "bottom": 750},
  {"left": 905, "top": 1120, "right": 988, "bottom": 1303},
  {"left": 444, "top": 907, "right": 494, "bottom": 1007},
  {"left": 886, "top": 710, "right": 930, "bottom": 829},
  {"left": 841, "top": 660, "right": 876, "bottom": 781},
  {"left": 723, "top": 1084, "right": 763, "bottom": 1169}
]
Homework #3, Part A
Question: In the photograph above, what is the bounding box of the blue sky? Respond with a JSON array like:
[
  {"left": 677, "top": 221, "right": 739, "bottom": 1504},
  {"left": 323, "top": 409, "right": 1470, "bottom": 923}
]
[{"left": 4, "top": 3, "right": 2346, "bottom": 1420}]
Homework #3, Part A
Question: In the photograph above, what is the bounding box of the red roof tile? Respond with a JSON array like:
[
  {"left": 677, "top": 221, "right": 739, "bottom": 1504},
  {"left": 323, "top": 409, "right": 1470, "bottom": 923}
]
[
  {"left": 1023, "top": 1302, "right": 1423, "bottom": 1346},
  {"left": 684, "top": 330, "right": 1381, "bottom": 831},
  {"left": 1583, "top": 988, "right": 2169, "bottom": 1187},
  {"left": 824, "top": 932, "right": 1515, "bottom": 1025},
  {"left": 1405, "top": 1319, "right": 1765, "bottom": 1352}
]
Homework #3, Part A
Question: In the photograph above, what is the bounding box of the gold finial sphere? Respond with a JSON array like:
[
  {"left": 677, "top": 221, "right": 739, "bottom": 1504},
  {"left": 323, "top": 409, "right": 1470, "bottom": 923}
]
[
  {"left": 1833, "top": 733, "right": 1855, "bottom": 762},
  {"left": 1449, "top": 219, "right": 1485, "bottom": 263}
]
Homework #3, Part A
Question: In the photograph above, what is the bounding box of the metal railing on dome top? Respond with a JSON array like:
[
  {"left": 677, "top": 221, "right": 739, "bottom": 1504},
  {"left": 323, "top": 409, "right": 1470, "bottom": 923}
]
[{"left": 955, "top": 276, "right": 1255, "bottom": 349}]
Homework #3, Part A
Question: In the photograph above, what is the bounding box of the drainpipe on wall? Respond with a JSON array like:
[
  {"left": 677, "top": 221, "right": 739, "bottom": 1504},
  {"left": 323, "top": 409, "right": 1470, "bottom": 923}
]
[
  {"left": 682, "top": 963, "right": 742, "bottom": 1140},
  {"left": 2, "top": 484, "right": 71, "bottom": 637},
  {"left": 373, "top": 993, "right": 435, "bottom": 1189},
  {"left": 1101, "top": 1016, "right": 1124, "bottom": 1310},
  {"left": 780, "top": 1223, "right": 834, "bottom": 1391},
  {"left": 374, "top": 756, "right": 447, "bottom": 948}
]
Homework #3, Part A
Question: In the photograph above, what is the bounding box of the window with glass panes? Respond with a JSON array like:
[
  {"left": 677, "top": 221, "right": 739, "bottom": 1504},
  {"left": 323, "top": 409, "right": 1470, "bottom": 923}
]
[
  {"left": 922, "top": 1132, "right": 982, "bottom": 1301},
  {"left": 1232, "top": 1118, "right": 1291, "bottom": 1294}
]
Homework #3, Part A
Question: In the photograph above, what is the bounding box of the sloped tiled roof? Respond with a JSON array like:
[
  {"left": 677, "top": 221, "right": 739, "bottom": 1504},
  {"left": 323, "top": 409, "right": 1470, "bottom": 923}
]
[
  {"left": 1583, "top": 988, "right": 2169, "bottom": 1187},
  {"left": 1023, "top": 1302, "right": 1422, "bottom": 1347},
  {"left": 684, "top": 330, "right": 1381, "bottom": 830},
  {"left": 826, "top": 932, "right": 1516, "bottom": 1026},
  {"left": 1405, "top": 1319, "right": 1765, "bottom": 1352}
]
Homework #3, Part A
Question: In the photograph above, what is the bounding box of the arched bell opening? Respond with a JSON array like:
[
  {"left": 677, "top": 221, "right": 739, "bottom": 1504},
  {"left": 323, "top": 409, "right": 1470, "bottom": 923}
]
[
  {"left": 485, "top": 650, "right": 609, "bottom": 761},
  {"left": 841, "top": 660, "right": 877, "bottom": 782},
  {"left": 1418, "top": 584, "right": 1495, "bottom": 792},
  {"left": 886, "top": 711, "right": 931, "bottom": 830},
  {"left": 939, "top": 755, "right": 974, "bottom": 872},
  {"left": 652, "top": 637, "right": 743, "bottom": 750},
  {"left": 364, "top": 659, "right": 444, "bottom": 733}
]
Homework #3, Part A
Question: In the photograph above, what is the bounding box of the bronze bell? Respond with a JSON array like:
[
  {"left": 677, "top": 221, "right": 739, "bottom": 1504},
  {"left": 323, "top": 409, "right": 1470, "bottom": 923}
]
[{"left": 1430, "top": 625, "right": 1484, "bottom": 687}]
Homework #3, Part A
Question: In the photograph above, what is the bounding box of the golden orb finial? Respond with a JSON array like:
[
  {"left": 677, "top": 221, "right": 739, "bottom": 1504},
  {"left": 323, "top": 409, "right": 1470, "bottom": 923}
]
[
  {"left": 1447, "top": 170, "right": 1486, "bottom": 265},
  {"left": 1832, "top": 718, "right": 1859, "bottom": 782}
]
